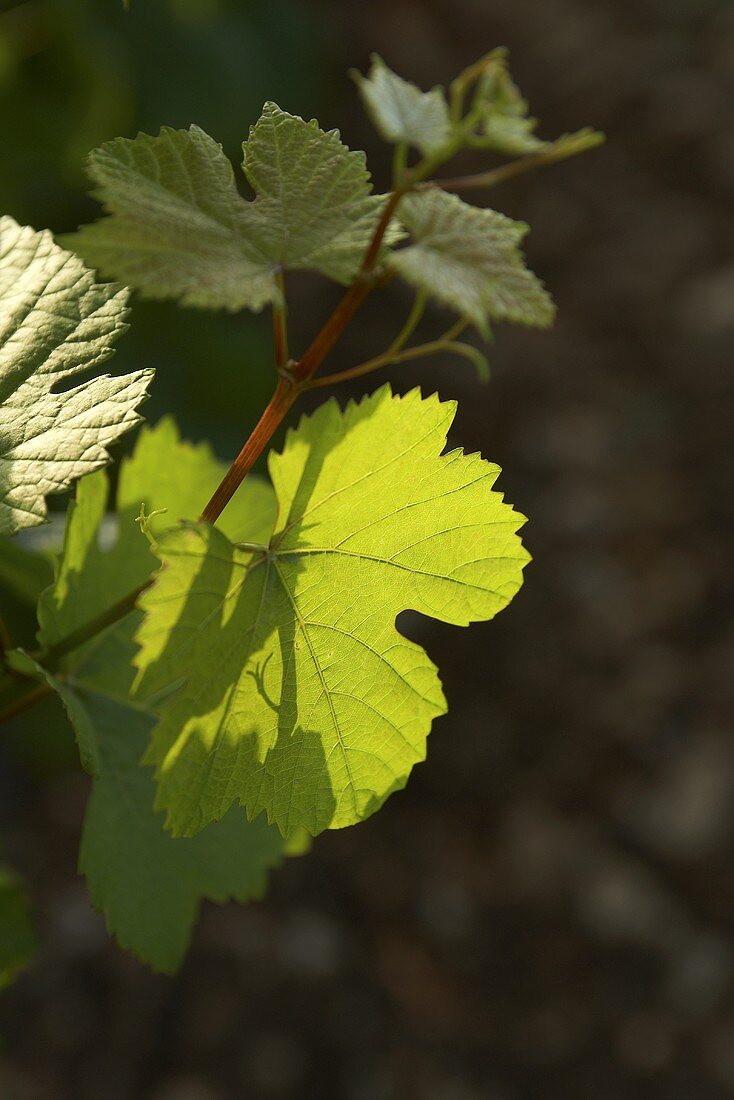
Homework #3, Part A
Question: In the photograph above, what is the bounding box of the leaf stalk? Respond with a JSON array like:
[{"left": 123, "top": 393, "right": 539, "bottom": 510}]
[
  {"left": 307, "top": 318, "right": 470, "bottom": 390},
  {"left": 272, "top": 270, "right": 289, "bottom": 369},
  {"left": 431, "top": 129, "right": 604, "bottom": 192},
  {"left": 0, "top": 683, "right": 54, "bottom": 725}
]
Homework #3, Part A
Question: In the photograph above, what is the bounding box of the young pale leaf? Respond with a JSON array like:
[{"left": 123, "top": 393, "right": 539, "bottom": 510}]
[
  {"left": 471, "top": 55, "right": 604, "bottom": 162},
  {"left": 0, "top": 217, "right": 152, "bottom": 535},
  {"left": 63, "top": 106, "right": 393, "bottom": 311},
  {"left": 240, "top": 102, "right": 395, "bottom": 283},
  {"left": 0, "top": 864, "right": 36, "bottom": 988},
  {"left": 475, "top": 60, "right": 546, "bottom": 155},
  {"left": 353, "top": 55, "right": 452, "bottom": 155},
  {"left": 390, "top": 190, "right": 555, "bottom": 336},
  {"left": 134, "top": 386, "right": 530, "bottom": 840}
]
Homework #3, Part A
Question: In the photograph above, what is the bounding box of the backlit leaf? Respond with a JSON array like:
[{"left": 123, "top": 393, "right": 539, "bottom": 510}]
[{"left": 135, "top": 386, "right": 530, "bottom": 839}]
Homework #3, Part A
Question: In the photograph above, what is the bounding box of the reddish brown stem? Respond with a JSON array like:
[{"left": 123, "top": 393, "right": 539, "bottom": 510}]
[
  {"left": 272, "top": 271, "right": 289, "bottom": 368},
  {"left": 201, "top": 189, "right": 405, "bottom": 525},
  {"left": 0, "top": 683, "right": 53, "bottom": 724},
  {"left": 291, "top": 277, "right": 372, "bottom": 384},
  {"left": 360, "top": 190, "right": 403, "bottom": 276},
  {"left": 0, "top": 616, "right": 11, "bottom": 659},
  {"left": 292, "top": 189, "right": 403, "bottom": 385},
  {"left": 200, "top": 380, "right": 297, "bottom": 523}
]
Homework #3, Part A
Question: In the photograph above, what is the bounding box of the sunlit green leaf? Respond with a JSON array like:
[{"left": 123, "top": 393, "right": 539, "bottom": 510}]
[
  {"left": 135, "top": 386, "right": 530, "bottom": 839},
  {"left": 37, "top": 416, "right": 276, "bottom": 652}
]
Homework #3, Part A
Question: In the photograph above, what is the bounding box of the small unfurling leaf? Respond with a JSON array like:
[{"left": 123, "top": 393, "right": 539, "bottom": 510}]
[{"left": 354, "top": 55, "right": 452, "bottom": 155}]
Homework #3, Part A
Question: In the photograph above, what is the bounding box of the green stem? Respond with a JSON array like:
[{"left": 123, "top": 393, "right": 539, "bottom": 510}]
[
  {"left": 0, "top": 576, "right": 154, "bottom": 706},
  {"left": 432, "top": 130, "right": 604, "bottom": 192},
  {"left": 392, "top": 141, "right": 408, "bottom": 188},
  {"left": 435, "top": 317, "right": 470, "bottom": 342},
  {"left": 387, "top": 289, "right": 426, "bottom": 355},
  {"left": 307, "top": 318, "right": 470, "bottom": 390},
  {"left": 40, "top": 580, "right": 152, "bottom": 670}
]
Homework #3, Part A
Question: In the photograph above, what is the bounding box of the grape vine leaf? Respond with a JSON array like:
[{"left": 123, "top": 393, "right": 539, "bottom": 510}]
[
  {"left": 78, "top": 677, "right": 290, "bottom": 973},
  {"left": 353, "top": 55, "right": 452, "bottom": 155},
  {"left": 37, "top": 416, "right": 276, "bottom": 652},
  {"left": 0, "top": 863, "right": 36, "bottom": 988},
  {"left": 240, "top": 101, "right": 398, "bottom": 281},
  {"left": 473, "top": 53, "right": 603, "bottom": 161},
  {"left": 134, "top": 385, "right": 530, "bottom": 840},
  {"left": 0, "top": 216, "right": 153, "bottom": 536},
  {"left": 475, "top": 54, "right": 546, "bottom": 155},
  {"left": 62, "top": 105, "right": 396, "bottom": 312},
  {"left": 12, "top": 420, "right": 292, "bottom": 972},
  {"left": 33, "top": 414, "right": 276, "bottom": 776},
  {"left": 390, "top": 190, "right": 555, "bottom": 336},
  {"left": 12, "top": 636, "right": 292, "bottom": 974}
]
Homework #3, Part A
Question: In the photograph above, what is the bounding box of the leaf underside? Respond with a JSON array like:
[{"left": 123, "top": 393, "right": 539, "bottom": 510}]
[
  {"left": 62, "top": 105, "right": 395, "bottom": 312},
  {"left": 0, "top": 216, "right": 152, "bottom": 535},
  {"left": 391, "top": 189, "right": 555, "bottom": 336},
  {"left": 354, "top": 55, "right": 452, "bottom": 154}
]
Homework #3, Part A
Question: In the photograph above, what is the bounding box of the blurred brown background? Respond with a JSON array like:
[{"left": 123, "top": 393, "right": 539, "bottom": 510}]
[{"left": 1, "top": 0, "right": 733, "bottom": 1096}]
